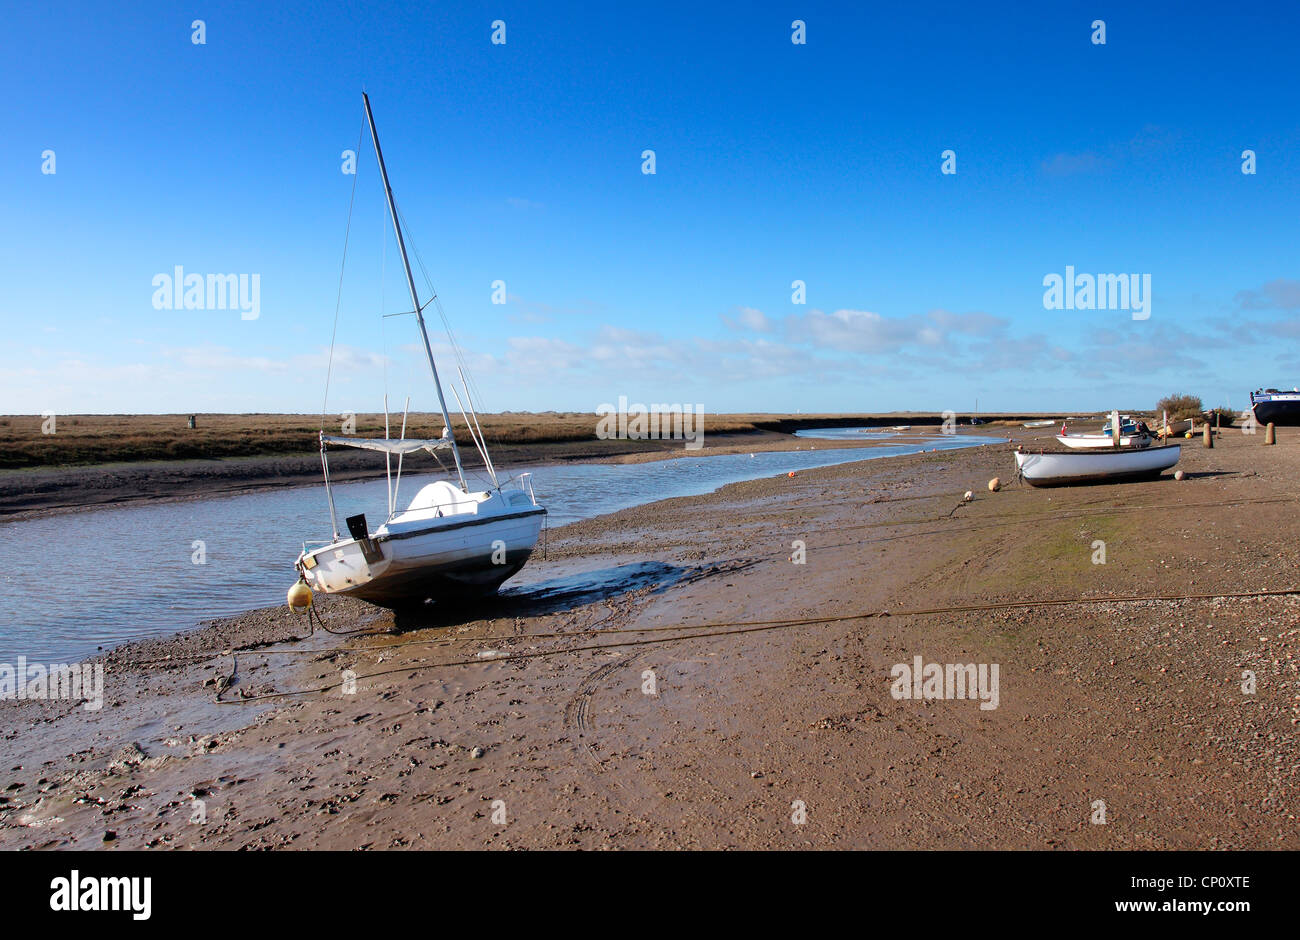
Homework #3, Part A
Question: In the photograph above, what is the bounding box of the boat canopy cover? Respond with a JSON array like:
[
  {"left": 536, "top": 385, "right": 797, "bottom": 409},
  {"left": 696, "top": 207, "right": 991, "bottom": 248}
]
[{"left": 321, "top": 435, "right": 452, "bottom": 455}]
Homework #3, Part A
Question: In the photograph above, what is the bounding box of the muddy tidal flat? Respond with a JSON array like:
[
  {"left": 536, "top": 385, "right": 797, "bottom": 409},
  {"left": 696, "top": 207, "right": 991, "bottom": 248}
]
[{"left": 2, "top": 427, "right": 1298, "bottom": 849}]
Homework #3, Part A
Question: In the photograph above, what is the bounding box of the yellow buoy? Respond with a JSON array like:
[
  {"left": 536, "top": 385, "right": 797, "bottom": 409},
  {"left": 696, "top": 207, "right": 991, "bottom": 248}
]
[
  {"left": 988, "top": 477, "right": 1001, "bottom": 492},
  {"left": 287, "top": 580, "right": 313, "bottom": 614}
]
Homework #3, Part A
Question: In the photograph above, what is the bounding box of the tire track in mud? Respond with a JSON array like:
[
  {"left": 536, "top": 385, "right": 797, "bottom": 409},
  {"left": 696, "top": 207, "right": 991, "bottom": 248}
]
[
  {"left": 555, "top": 592, "right": 643, "bottom": 789},
  {"left": 563, "top": 650, "right": 649, "bottom": 777},
  {"left": 555, "top": 564, "right": 768, "bottom": 836},
  {"left": 555, "top": 567, "right": 737, "bottom": 756}
]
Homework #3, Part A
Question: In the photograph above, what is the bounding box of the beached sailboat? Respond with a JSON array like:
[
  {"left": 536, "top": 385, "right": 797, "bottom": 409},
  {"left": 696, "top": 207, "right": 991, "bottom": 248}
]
[
  {"left": 1015, "top": 443, "right": 1180, "bottom": 486},
  {"left": 294, "top": 94, "right": 546, "bottom": 608}
]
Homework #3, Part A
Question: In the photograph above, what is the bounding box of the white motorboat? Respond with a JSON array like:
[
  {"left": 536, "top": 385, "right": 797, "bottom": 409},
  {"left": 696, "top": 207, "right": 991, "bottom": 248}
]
[
  {"left": 1055, "top": 431, "right": 1153, "bottom": 449},
  {"left": 294, "top": 94, "right": 545, "bottom": 609},
  {"left": 1055, "top": 411, "right": 1153, "bottom": 449},
  {"left": 1014, "top": 443, "right": 1180, "bottom": 487}
]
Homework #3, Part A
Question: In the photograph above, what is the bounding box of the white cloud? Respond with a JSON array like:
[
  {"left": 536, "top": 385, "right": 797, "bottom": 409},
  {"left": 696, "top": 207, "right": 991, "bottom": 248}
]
[
  {"left": 785, "top": 307, "right": 1007, "bottom": 355},
  {"left": 722, "top": 306, "right": 775, "bottom": 332},
  {"left": 1235, "top": 278, "right": 1300, "bottom": 311}
]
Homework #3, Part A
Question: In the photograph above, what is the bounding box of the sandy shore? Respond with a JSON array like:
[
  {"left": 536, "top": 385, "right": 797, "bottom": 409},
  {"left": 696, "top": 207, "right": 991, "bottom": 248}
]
[{"left": 2, "top": 426, "right": 1297, "bottom": 849}]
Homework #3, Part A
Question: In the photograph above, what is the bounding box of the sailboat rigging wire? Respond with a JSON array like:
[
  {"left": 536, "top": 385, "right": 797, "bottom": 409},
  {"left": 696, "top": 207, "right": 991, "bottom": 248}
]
[
  {"left": 390, "top": 209, "right": 504, "bottom": 486},
  {"left": 320, "top": 438, "right": 340, "bottom": 540},
  {"left": 397, "top": 207, "right": 493, "bottom": 421},
  {"left": 321, "top": 119, "right": 366, "bottom": 429},
  {"left": 380, "top": 195, "right": 388, "bottom": 403},
  {"left": 384, "top": 393, "right": 392, "bottom": 517},
  {"left": 460, "top": 366, "right": 497, "bottom": 484},
  {"left": 364, "top": 95, "right": 468, "bottom": 493},
  {"left": 393, "top": 396, "right": 410, "bottom": 512},
  {"left": 393, "top": 204, "right": 506, "bottom": 487},
  {"left": 427, "top": 276, "right": 503, "bottom": 459},
  {"left": 448, "top": 379, "right": 497, "bottom": 486}
]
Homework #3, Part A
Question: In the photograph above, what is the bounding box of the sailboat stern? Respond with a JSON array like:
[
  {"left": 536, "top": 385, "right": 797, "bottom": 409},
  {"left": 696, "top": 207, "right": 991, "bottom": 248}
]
[
  {"left": 298, "top": 492, "right": 545, "bottom": 608},
  {"left": 297, "top": 534, "right": 393, "bottom": 597}
]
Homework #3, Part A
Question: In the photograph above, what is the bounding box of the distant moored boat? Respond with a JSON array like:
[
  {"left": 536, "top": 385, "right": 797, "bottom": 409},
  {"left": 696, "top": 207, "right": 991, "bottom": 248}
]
[
  {"left": 1250, "top": 388, "right": 1300, "bottom": 426},
  {"left": 1055, "top": 431, "right": 1153, "bottom": 449},
  {"left": 1055, "top": 413, "right": 1153, "bottom": 449}
]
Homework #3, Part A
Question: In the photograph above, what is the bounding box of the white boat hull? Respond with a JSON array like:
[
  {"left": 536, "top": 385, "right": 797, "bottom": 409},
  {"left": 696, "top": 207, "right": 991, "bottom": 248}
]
[
  {"left": 297, "top": 484, "right": 545, "bottom": 607},
  {"left": 1055, "top": 432, "right": 1152, "bottom": 449},
  {"left": 1015, "top": 444, "right": 1180, "bottom": 487}
]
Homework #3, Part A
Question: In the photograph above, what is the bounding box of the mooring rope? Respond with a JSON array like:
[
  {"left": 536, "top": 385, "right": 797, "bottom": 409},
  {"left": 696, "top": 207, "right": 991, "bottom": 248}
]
[{"left": 211, "top": 586, "right": 1300, "bottom": 704}]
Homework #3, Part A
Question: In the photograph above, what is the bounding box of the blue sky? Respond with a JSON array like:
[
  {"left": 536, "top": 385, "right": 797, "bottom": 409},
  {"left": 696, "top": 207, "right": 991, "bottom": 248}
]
[{"left": 3, "top": 0, "right": 1299, "bottom": 416}]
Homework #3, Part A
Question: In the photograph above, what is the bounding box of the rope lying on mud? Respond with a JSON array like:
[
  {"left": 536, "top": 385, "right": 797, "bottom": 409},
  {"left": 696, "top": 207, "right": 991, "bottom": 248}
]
[
  {"left": 732, "top": 492, "right": 1300, "bottom": 559},
  {"left": 131, "top": 604, "right": 391, "bottom": 670},
  {"left": 756, "top": 491, "right": 1300, "bottom": 533},
  {"left": 212, "top": 587, "right": 1300, "bottom": 704}
]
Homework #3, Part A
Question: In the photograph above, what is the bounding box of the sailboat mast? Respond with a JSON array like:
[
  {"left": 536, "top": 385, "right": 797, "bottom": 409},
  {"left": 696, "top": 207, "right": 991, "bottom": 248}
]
[{"left": 362, "top": 92, "right": 468, "bottom": 492}]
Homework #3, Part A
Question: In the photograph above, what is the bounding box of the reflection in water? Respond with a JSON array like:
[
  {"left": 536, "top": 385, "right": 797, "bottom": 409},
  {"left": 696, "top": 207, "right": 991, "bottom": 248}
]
[{"left": 0, "top": 434, "right": 1000, "bottom": 663}]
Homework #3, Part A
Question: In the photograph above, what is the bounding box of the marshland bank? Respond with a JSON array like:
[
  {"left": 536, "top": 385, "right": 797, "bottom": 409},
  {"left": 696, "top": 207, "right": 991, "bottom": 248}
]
[
  {"left": 2, "top": 425, "right": 1297, "bottom": 849},
  {"left": 0, "top": 411, "right": 1056, "bottom": 518}
]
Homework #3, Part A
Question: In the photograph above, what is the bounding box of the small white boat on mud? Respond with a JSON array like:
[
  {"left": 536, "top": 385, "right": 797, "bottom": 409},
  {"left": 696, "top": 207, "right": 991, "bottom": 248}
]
[
  {"left": 294, "top": 94, "right": 545, "bottom": 609},
  {"left": 1014, "top": 443, "right": 1181, "bottom": 487},
  {"left": 1055, "top": 413, "right": 1153, "bottom": 449},
  {"left": 1055, "top": 430, "right": 1153, "bottom": 449}
]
